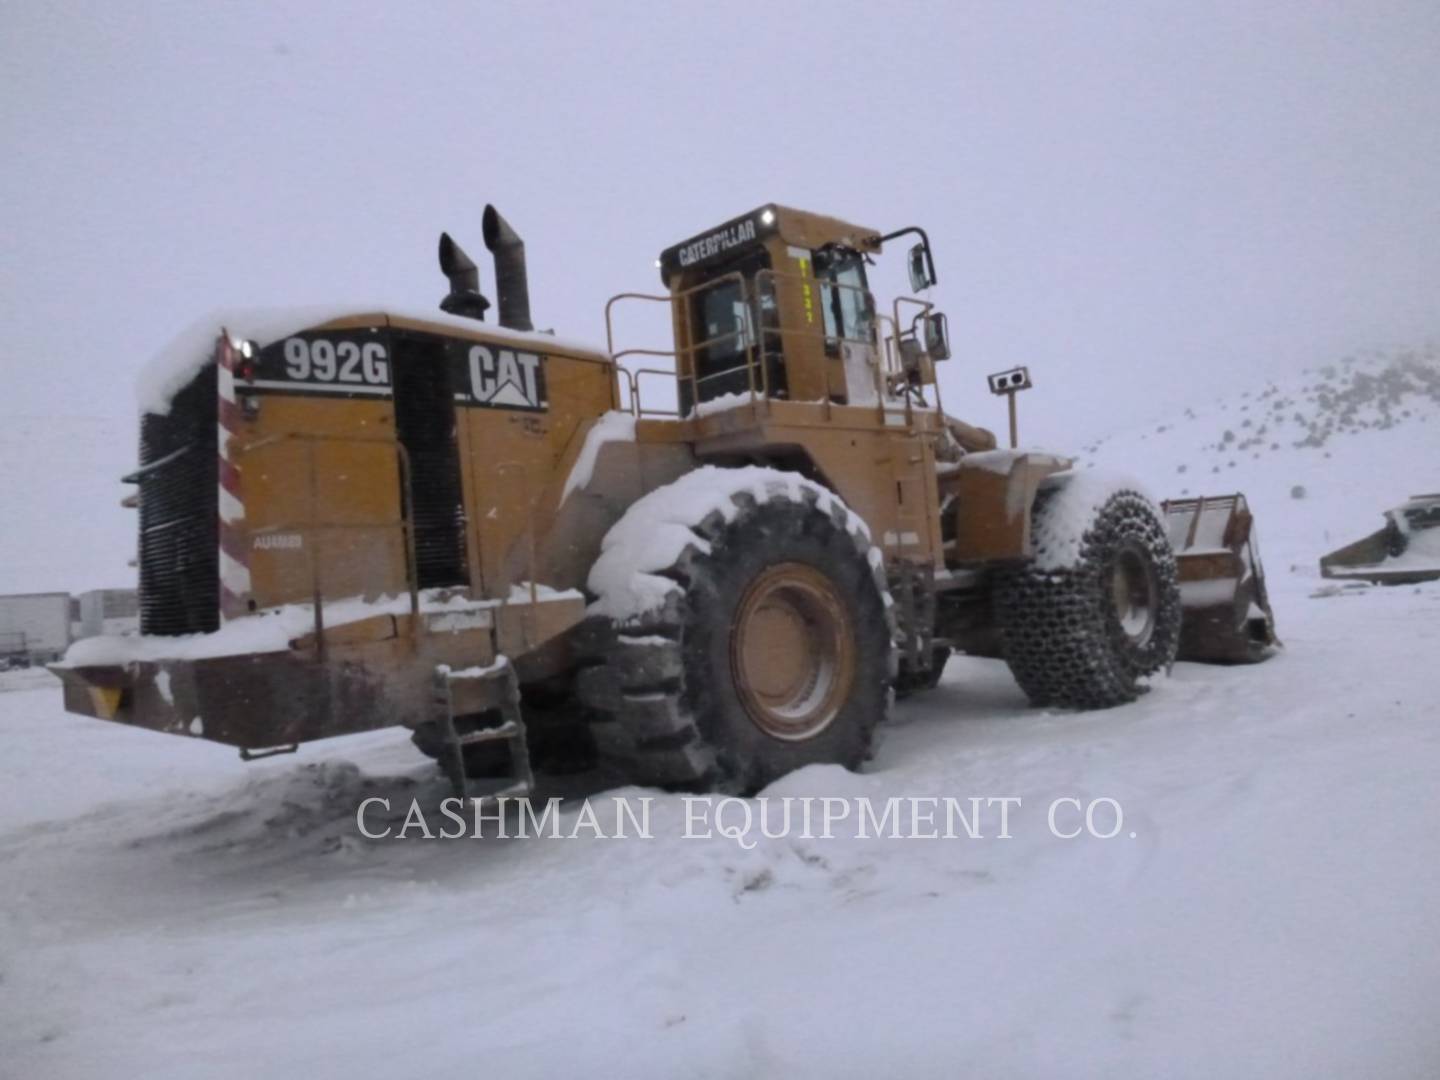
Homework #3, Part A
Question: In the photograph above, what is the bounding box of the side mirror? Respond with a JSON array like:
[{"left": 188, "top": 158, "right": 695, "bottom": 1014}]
[
  {"left": 924, "top": 312, "right": 951, "bottom": 361},
  {"left": 908, "top": 242, "right": 936, "bottom": 292}
]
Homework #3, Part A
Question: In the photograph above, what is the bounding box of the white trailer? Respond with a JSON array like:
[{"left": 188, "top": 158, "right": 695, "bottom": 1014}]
[
  {"left": 0, "top": 592, "right": 73, "bottom": 666},
  {"left": 76, "top": 589, "right": 139, "bottom": 639}
]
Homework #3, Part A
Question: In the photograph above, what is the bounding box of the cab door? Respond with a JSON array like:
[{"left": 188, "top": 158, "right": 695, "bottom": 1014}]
[
  {"left": 681, "top": 251, "right": 777, "bottom": 413},
  {"left": 814, "top": 247, "right": 880, "bottom": 406}
]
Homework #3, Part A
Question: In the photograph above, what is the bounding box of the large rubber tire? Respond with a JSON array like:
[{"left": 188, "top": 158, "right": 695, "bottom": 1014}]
[
  {"left": 579, "top": 478, "right": 896, "bottom": 793},
  {"left": 995, "top": 484, "right": 1181, "bottom": 708}
]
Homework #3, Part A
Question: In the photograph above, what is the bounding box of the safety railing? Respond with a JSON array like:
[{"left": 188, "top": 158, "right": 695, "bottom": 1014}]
[
  {"left": 606, "top": 272, "right": 762, "bottom": 418},
  {"left": 887, "top": 294, "right": 949, "bottom": 423},
  {"left": 604, "top": 269, "right": 944, "bottom": 426}
]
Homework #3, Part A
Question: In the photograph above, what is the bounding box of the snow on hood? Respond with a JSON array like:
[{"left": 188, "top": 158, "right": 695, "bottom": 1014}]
[
  {"left": 561, "top": 411, "right": 638, "bottom": 501},
  {"left": 961, "top": 447, "right": 1073, "bottom": 475},
  {"left": 137, "top": 305, "right": 608, "bottom": 416}
]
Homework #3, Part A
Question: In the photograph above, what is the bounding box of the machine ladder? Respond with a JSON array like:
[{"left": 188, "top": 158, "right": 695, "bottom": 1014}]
[{"left": 431, "top": 657, "right": 534, "bottom": 802}]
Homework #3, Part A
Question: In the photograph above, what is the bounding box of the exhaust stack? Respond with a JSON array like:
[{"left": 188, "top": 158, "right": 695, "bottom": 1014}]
[
  {"left": 437, "top": 232, "right": 491, "bottom": 322},
  {"left": 482, "top": 204, "right": 533, "bottom": 332}
]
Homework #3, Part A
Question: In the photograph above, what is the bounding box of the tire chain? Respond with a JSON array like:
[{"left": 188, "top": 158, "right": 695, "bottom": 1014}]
[{"left": 996, "top": 489, "right": 1181, "bottom": 708}]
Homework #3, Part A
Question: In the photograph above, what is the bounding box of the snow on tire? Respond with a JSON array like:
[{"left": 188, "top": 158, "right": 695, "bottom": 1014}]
[
  {"left": 578, "top": 466, "right": 896, "bottom": 793},
  {"left": 995, "top": 475, "right": 1181, "bottom": 708}
]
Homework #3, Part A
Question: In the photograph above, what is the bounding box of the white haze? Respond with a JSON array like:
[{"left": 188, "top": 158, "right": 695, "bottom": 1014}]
[{"left": 2, "top": 1, "right": 1439, "bottom": 593}]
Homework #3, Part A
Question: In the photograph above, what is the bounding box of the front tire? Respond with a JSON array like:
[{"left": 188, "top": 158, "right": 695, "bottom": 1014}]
[
  {"left": 995, "top": 482, "right": 1181, "bottom": 708},
  {"left": 580, "top": 472, "right": 896, "bottom": 793}
]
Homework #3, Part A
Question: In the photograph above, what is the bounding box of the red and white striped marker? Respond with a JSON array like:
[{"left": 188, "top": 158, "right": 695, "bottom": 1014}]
[{"left": 216, "top": 331, "right": 251, "bottom": 620}]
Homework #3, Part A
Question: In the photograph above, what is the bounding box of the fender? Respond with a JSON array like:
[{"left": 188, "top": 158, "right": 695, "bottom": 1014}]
[{"left": 943, "top": 449, "right": 1073, "bottom": 563}]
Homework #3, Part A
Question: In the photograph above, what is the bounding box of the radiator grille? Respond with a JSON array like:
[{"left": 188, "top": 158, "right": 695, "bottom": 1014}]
[
  {"left": 391, "top": 332, "right": 469, "bottom": 589},
  {"left": 137, "top": 362, "right": 219, "bottom": 635}
]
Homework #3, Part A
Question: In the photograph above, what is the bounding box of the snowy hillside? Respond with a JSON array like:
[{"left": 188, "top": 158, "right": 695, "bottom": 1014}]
[
  {"left": 2, "top": 347, "right": 1439, "bottom": 1078},
  {"left": 1079, "top": 344, "right": 1440, "bottom": 569}
]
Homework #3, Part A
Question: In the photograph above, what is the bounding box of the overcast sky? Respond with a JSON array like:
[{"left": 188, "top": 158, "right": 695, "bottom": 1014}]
[{"left": 3, "top": 1, "right": 1439, "bottom": 589}]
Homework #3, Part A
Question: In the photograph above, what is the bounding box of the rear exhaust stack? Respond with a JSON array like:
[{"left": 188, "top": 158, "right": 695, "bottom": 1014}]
[
  {"left": 438, "top": 232, "right": 491, "bottom": 322},
  {"left": 482, "top": 204, "right": 534, "bottom": 332}
]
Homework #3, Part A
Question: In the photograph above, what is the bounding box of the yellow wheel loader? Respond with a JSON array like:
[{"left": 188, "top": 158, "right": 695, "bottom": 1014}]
[{"left": 53, "top": 203, "right": 1278, "bottom": 796}]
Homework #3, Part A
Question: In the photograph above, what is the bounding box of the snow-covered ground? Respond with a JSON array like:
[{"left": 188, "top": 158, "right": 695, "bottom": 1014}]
[{"left": 2, "top": 350, "right": 1439, "bottom": 1078}]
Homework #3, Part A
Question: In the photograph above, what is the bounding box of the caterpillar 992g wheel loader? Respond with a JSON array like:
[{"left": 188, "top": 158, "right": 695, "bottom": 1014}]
[{"left": 53, "top": 202, "right": 1277, "bottom": 797}]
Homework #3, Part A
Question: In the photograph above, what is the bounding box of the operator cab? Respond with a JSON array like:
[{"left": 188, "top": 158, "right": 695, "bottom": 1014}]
[{"left": 651, "top": 204, "right": 948, "bottom": 416}]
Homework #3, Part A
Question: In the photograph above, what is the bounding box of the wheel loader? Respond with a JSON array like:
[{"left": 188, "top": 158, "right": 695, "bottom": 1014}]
[{"left": 53, "top": 202, "right": 1278, "bottom": 796}]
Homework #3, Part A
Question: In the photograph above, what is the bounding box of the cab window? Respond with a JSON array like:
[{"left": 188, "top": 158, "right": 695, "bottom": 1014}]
[
  {"left": 684, "top": 250, "right": 784, "bottom": 407},
  {"left": 695, "top": 278, "right": 754, "bottom": 373},
  {"left": 815, "top": 248, "right": 873, "bottom": 344}
]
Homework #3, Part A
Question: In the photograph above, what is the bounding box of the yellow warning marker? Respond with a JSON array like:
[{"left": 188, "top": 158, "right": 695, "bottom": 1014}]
[{"left": 88, "top": 686, "right": 123, "bottom": 719}]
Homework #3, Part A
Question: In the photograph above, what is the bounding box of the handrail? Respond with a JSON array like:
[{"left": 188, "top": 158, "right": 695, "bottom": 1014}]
[
  {"left": 890, "top": 295, "right": 948, "bottom": 423},
  {"left": 605, "top": 289, "right": 675, "bottom": 358},
  {"left": 630, "top": 368, "right": 683, "bottom": 417},
  {"left": 606, "top": 272, "right": 754, "bottom": 416},
  {"left": 605, "top": 268, "right": 943, "bottom": 423}
]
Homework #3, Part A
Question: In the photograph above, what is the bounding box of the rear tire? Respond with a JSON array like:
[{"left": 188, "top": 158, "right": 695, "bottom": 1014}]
[
  {"left": 579, "top": 474, "right": 896, "bottom": 793},
  {"left": 996, "top": 483, "right": 1181, "bottom": 708}
]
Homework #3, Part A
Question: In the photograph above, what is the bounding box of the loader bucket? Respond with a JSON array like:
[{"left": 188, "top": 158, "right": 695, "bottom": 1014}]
[
  {"left": 1161, "top": 494, "right": 1279, "bottom": 664},
  {"left": 1319, "top": 494, "right": 1440, "bottom": 585}
]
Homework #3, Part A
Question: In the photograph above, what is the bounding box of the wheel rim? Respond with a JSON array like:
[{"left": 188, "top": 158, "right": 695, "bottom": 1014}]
[
  {"left": 1111, "top": 543, "right": 1158, "bottom": 648},
  {"left": 731, "top": 562, "right": 855, "bottom": 741}
]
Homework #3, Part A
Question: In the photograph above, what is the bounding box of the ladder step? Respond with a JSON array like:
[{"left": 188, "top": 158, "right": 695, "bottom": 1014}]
[
  {"left": 443, "top": 660, "right": 514, "bottom": 683},
  {"left": 465, "top": 777, "right": 533, "bottom": 802},
  {"left": 453, "top": 720, "right": 522, "bottom": 746},
  {"left": 431, "top": 658, "right": 532, "bottom": 802}
]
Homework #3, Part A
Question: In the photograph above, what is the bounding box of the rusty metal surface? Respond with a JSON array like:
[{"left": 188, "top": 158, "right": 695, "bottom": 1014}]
[
  {"left": 1163, "top": 494, "right": 1279, "bottom": 664},
  {"left": 53, "top": 648, "right": 415, "bottom": 750},
  {"left": 51, "top": 592, "right": 586, "bottom": 751}
]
